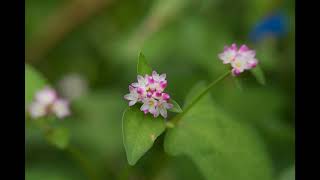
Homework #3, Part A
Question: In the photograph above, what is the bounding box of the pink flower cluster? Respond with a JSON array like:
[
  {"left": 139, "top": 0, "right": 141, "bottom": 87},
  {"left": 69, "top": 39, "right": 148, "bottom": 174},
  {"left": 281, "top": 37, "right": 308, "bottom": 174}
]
[
  {"left": 218, "top": 43, "right": 258, "bottom": 76},
  {"left": 124, "top": 71, "right": 173, "bottom": 118},
  {"left": 29, "top": 86, "right": 70, "bottom": 119}
]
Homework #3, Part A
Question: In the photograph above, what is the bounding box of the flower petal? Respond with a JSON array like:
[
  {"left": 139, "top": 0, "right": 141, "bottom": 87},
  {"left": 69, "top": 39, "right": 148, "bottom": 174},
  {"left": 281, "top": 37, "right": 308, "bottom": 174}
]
[
  {"left": 129, "top": 100, "right": 137, "bottom": 106},
  {"left": 29, "top": 102, "right": 47, "bottom": 118},
  {"left": 232, "top": 68, "right": 241, "bottom": 76},
  {"left": 159, "top": 73, "right": 166, "bottom": 81},
  {"left": 51, "top": 99, "right": 70, "bottom": 118},
  {"left": 140, "top": 103, "right": 149, "bottom": 111},
  {"left": 150, "top": 107, "right": 159, "bottom": 117},
  {"left": 35, "top": 87, "right": 57, "bottom": 105},
  {"left": 137, "top": 75, "right": 144, "bottom": 83},
  {"left": 238, "top": 44, "right": 249, "bottom": 52},
  {"left": 230, "top": 43, "right": 238, "bottom": 50},
  {"left": 159, "top": 107, "right": 167, "bottom": 118},
  {"left": 124, "top": 94, "right": 137, "bottom": 101},
  {"left": 165, "top": 102, "right": 173, "bottom": 109}
]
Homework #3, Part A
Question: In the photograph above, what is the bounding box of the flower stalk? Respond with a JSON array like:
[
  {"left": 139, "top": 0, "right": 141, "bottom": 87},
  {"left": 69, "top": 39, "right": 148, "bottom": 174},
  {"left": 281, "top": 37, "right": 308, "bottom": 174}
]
[{"left": 171, "top": 70, "right": 231, "bottom": 125}]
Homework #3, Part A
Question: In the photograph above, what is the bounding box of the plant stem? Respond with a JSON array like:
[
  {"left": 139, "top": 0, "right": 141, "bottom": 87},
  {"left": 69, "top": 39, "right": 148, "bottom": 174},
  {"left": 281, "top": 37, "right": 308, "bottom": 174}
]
[
  {"left": 171, "top": 70, "right": 231, "bottom": 125},
  {"left": 26, "top": 0, "right": 112, "bottom": 63}
]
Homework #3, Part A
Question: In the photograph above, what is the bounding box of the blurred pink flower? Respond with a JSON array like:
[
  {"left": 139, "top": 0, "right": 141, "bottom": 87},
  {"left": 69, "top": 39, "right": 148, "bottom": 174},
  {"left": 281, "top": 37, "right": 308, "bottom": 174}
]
[{"left": 28, "top": 86, "right": 70, "bottom": 119}]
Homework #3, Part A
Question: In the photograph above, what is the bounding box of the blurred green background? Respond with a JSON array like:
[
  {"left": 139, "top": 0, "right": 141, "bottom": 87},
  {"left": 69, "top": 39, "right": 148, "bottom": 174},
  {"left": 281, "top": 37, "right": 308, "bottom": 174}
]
[{"left": 25, "top": 0, "right": 295, "bottom": 179}]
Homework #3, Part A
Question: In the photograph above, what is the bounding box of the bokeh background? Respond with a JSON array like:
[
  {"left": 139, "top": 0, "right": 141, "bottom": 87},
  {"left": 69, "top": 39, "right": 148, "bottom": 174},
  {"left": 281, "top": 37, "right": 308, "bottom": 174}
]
[{"left": 25, "top": 0, "right": 295, "bottom": 179}]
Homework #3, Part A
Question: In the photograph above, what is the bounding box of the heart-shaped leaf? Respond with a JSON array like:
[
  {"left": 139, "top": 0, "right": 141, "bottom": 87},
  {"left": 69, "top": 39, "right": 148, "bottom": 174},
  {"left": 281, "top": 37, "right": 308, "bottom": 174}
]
[
  {"left": 122, "top": 106, "right": 166, "bottom": 165},
  {"left": 164, "top": 82, "right": 273, "bottom": 180}
]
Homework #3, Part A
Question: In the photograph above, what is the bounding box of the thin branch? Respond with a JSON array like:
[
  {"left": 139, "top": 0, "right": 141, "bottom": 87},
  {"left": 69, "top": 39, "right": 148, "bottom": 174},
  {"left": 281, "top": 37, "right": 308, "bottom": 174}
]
[{"left": 26, "top": 0, "right": 112, "bottom": 63}]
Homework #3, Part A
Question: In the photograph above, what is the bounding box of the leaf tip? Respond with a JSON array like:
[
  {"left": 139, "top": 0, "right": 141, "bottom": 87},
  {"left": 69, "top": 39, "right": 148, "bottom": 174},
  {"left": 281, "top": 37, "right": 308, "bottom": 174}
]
[
  {"left": 128, "top": 160, "right": 136, "bottom": 166},
  {"left": 127, "top": 154, "right": 139, "bottom": 166},
  {"left": 138, "top": 51, "right": 145, "bottom": 58},
  {"left": 137, "top": 51, "right": 152, "bottom": 75}
]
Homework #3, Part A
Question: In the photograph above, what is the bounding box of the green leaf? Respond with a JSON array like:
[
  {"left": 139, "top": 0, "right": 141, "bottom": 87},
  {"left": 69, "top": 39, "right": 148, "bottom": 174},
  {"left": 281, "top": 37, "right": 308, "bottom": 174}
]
[
  {"left": 137, "top": 52, "right": 152, "bottom": 75},
  {"left": 168, "top": 99, "right": 183, "bottom": 113},
  {"left": 251, "top": 66, "right": 266, "bottom": 85},
  {"left": 45, "top": 127, "right": 70, "bottom": 149},
  {"left": 122, "top": 106, "right": 166, "bottom": 165},
  {"left": 25, "top": 64, "right": 47, "bottom": 105},
  {"left": 164, "top": 82, "right": 273, "bottom": 180}
]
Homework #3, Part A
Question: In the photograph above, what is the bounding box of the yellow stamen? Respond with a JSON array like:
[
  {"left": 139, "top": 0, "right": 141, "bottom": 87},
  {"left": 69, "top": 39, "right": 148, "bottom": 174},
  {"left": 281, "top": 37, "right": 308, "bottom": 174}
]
[{"left": 235, "top": 62, "right": 242, "bottom": 68}]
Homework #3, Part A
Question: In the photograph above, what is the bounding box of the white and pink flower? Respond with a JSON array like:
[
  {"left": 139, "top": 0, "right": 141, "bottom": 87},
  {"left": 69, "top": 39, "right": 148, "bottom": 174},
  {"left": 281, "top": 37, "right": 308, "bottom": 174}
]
[
  {"left": 124, "top": 71, "right": 173, "bottom": 118},
  {"left": 218, "top": 43, "right": 259, "bottom": 76},
  {"left": 35, "top": 87, "right": 57, "bottom": 105},
  {"left": 140, "top": 98, "right": 158, "bottom": 117},
  {"left": 157, "top": 99, "right": 173, "bottom": 118},
  {"left": 51, "top": 99, "right": 70, "bottom": 118},
  {"left": 28, "top": 86, "right": 70, "bottom": 119},
  {"left": 124, "top": 85, "right": 141, "bottom": 106},
  {"left": 218, "top": 43, "right": 238, "bottom": 64}
]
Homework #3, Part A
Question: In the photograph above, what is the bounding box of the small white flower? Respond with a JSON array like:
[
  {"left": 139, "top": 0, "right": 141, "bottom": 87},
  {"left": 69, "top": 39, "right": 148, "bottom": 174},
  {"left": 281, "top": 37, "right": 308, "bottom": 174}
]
[
  {"left": 124, "top": 86, "right": 140, "bottom": 106},
  {"left": 35, "top": 87, "right": 57, "bottom": 105},
  {"left": 152, "top": 71, "right": 166, "bottom": 82},
  {"left": 218, "top": 43, "right": 238, "bottom": 64},
  {"left": 140, "top": 98, "right": 158, "bottom": 117},
  {"left": 132, "top": 75, "right": 147, "bottom": 89},
  {"left": 231, "top": 56, "right": 248, "bottom": 74},
  {"left": 51, "top": 99, "right": 70, "bottom": 118},
  {"left": 29, "top": 101, "right": 47, "bottom": 118},
  {"left": 157, "top": 100, "right": 173, "bottom": 118},
  {"left": 151, "top": 71, "right": 167, "bottom": 91}
]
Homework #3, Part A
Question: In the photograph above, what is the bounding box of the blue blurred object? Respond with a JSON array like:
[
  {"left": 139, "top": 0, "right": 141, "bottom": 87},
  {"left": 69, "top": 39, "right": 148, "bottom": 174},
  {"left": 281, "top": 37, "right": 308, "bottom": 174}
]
[{"left": 249, "top": 11, "right": 288, "bottom": 43}]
